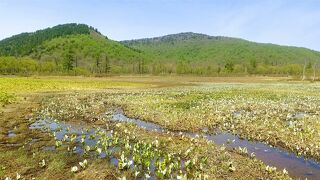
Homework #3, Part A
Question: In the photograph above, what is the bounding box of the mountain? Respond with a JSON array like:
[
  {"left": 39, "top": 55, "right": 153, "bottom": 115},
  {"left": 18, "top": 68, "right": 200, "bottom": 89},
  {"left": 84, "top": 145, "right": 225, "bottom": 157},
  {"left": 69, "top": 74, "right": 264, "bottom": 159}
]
[
  {"left": 0, "top": 23, "right": 101, "bottom": 56},
  {"left": 122, "top": 32, "right": 320, "bottom": 75},
  {"left": 0, "top": 24, "right": 146, "bottom": 75},
  {"left": 122, "top": 32, "right": 230, "bottom": 43},
  {"left": 1, "top": 25, "right": 320, "bottom": 76}
]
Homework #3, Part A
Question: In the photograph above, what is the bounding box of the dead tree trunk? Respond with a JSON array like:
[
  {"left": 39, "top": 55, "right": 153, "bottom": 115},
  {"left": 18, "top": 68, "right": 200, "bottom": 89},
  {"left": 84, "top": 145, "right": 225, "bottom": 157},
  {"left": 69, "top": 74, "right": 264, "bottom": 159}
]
[
  {"left": 302, "top": 60, "right": 307, "bottom": 81},
  {"left": 313, "top": 62, "right": 317, "bottom": 81}
]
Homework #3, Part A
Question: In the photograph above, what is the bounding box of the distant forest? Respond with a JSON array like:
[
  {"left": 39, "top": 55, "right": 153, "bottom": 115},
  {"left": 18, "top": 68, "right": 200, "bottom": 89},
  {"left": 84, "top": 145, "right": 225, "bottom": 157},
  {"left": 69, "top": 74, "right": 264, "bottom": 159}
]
[{"left": 0, "top": 24, "right": 319, "bottom": 78}]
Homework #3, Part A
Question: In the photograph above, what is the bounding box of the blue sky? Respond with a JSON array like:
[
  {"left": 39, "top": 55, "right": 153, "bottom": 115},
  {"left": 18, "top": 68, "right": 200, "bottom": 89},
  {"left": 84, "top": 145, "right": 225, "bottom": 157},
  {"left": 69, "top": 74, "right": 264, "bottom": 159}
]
[{"left": 0, "top": 0, "right": 320, "bottom": 50}]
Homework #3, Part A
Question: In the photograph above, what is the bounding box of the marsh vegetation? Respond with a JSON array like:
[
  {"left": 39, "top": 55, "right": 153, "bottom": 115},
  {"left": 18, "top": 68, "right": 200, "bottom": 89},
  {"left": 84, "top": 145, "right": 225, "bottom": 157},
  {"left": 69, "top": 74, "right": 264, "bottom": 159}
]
[{"left": 1, "top": 76, "right": 319, "bottom": 179}]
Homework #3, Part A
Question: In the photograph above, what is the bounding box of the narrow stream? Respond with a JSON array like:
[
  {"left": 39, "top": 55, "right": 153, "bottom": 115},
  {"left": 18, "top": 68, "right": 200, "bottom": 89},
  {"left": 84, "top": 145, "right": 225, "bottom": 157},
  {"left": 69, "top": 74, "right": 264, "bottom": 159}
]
[
  {"left": 29, "top": 112, "right": 320, "bottom": 179},
  {"left": 112, "top": 111, "right": 320, "bottom": 180}
]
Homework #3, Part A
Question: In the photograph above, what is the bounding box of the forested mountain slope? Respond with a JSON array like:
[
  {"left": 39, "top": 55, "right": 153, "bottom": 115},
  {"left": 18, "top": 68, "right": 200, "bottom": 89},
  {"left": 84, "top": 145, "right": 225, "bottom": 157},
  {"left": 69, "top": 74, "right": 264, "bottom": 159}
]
[
  {"left": 122, "top": 32, "right": 320, "bottom": 75},
  {"left": 122, "top": 32, "right": 319, "bottom": 65},
  {"left": 0, "top": 24, "right": 146, "bottom": 75},
  {"left": 31, "top": 33, "right": 146, "bottom": 74},
  {"left": 0, "top": 23, "right": 99, "bottom": 56}
]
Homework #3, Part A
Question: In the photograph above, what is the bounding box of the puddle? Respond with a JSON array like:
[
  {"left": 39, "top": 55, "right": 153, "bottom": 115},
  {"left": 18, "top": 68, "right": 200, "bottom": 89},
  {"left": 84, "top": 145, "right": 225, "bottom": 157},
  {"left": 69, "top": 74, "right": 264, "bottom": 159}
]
[
  {"left": 112, "top": 113, "right": 164, "bottom": 132},
  {"left": 293, "top": 113, "right": 307, "bottom": 118},
  {"left": 7, "top": 130, "right": 16, "bottom": 138},
  {"left": 288, "top": 112, "right": 309, "bottom": 119},
  {"left": 42, "top": 146, "right": 55, "bottom": 151},
  {"left": 0, "top": 142, "right": 21, "bottom": 147},
  {"left": 233, "top": 111, "right": 241, "bottom": 118},
  {"left": 112, "top": 111, "right": 320, "bottom": 180},
  {"left": 30, "top": 118, "right": 107, "bottom": 155}
]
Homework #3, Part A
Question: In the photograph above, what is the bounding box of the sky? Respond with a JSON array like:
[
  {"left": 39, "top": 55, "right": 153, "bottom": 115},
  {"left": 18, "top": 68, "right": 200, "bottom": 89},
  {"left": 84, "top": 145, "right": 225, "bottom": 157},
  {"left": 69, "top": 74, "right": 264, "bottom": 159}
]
[{"left": 0, "top": 0, "right": 320, "bottom": 50}]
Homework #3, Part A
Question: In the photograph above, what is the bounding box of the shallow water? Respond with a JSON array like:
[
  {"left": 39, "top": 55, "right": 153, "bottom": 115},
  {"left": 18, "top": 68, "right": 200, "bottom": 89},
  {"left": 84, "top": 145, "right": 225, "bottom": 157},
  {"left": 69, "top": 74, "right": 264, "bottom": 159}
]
[
  {"left": 290, "top": 112, "right": 308, "bottom": 119},
  {"left": 112, "top": 111, "right": 320, "bottom": 180},
  {"left": 30, "top": 118, "right": 113, "bottom": 159},
  {"left": 29, "top": 113, "right": 320, "bottom": 179},
  {"left": 29, "top": 118, "right": 173, "bottom": 179},
  {"left": 7, "top": 130, "right": 16, "bottom": 137}
]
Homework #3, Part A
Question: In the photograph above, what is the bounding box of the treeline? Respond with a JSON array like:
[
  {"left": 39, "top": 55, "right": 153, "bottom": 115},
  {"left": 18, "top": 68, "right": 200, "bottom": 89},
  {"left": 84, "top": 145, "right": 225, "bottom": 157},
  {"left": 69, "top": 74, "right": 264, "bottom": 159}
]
[
  {"left": 0, "top": 23, "right": 95, "bottom": 56},
  {"left": 122, "top": 32, "right": 230, "bottom": 45},
  {"left": 131, "top": 57, "right": 320, "bottom": 78},
  {"left": 1, "top": 56, "right": 318, "bottom": 78},
  {"left": 146, "top": 60, "right": 317, "bottom": 77},
  {"left": 0, "top": 56, "right": 147, "bottom": 75}
]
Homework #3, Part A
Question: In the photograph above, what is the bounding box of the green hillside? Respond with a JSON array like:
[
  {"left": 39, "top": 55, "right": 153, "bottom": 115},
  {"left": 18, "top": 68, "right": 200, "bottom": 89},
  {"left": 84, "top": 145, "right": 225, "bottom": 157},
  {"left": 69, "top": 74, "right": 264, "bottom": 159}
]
[
  {"left": 0, "top": 24, "right": 147, "bottom": 75},
  {"left": 0, "top": 23, "right": 99, "bottom": 56},
  {"left": 31, "top": 33, "right": 146, "bottom": 74},
  {"left": 122, "top": 32, "right": 320, "bottom": 75},
  {"left": 1, "top": 25, "right": 320, "bottom": 76}
]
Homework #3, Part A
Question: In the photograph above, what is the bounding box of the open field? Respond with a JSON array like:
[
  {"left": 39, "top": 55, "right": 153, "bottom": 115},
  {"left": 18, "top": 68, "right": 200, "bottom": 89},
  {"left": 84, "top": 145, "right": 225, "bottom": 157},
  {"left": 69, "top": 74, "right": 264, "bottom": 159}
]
[
  {"left": 1, "top": 76, "right": 319, "bottom": 179},
  {"left": 0, "top": 75, "right": 290, "bottom": 106}
]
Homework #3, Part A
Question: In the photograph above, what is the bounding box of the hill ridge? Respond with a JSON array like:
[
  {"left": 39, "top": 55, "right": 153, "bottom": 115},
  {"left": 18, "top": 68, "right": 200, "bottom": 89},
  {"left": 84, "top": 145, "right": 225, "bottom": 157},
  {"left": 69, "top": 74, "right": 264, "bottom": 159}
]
[
  {"left": 0, "top": 23, "right": 100, "bottom": 56},
  {"left": 121, "top": 32, "right": 235, "bottom": 44}
]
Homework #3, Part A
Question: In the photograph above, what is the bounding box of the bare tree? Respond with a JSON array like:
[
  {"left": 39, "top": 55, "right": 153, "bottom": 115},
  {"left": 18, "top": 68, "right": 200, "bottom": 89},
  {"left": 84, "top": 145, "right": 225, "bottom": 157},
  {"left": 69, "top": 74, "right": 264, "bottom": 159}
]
[
  {"left": 313, "top": 61, "right": 318, "bottom": 81},
  {"left": 105, "top": 54, "right": 111, "bottom": 74},
  {"left": 302, "top": 59, "right": 307, "bottom": 81}
]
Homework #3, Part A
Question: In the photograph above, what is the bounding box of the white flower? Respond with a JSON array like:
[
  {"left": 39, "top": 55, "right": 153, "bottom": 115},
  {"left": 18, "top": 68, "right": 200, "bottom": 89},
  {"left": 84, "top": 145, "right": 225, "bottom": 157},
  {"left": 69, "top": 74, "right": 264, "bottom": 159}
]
[
  {"left": 71, "top": 166, "right": 78, "bottom": 173},
  {"left": 79, "top": 159, "right": 88, "bottom": 169},
  {"left": 85, "top": 145, "right": 91, "bottom": 152},
  {"left": 127, "top": 160, "right": 133, "bottom": 167},
  {"left": 39, "top": 159, "right": 46, "bottom": 167},
  {"left": 16, "top": 173, "right": 21, "bottom": 180},
  {"left": 96, "top": 148, "right": 102, "bottom": 154},
  {"left": 176, "top": 174, "right": 187, "bottom": 180},
  {"left": 145, "top": 173, "right": 150, "bottom": 179},
  {"left": 81, "top": 137, "right": 85, "bottom": 144}
]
